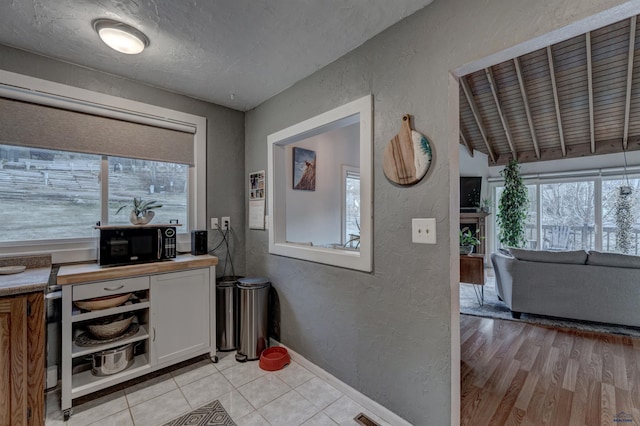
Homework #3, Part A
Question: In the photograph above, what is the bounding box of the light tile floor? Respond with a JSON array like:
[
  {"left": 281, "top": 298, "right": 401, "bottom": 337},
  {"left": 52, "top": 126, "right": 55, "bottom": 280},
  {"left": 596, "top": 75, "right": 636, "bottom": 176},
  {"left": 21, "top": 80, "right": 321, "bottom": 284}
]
[{"left": 46, "top": 352, "right": 392, "bottom": 426}]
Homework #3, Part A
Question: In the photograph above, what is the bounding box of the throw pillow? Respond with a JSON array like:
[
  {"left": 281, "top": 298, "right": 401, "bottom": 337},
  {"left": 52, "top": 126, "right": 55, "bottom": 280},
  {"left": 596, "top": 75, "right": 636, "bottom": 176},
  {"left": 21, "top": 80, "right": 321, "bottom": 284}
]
[
  {"left": 510, "top": 248, "right": 588, "bottom": 264},
  {"left": 586, "top": 251, "right": 640, "bottom": 269}
]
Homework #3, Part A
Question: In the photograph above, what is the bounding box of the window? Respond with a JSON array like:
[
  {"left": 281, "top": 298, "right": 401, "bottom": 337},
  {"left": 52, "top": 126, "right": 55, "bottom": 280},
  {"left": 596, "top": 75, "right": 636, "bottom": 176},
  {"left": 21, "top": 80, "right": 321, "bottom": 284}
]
[
  {"left": 0, "top": 70, "right": 206, "bottom": 262},
  {"left": 108, "top": 157, "right": 188, "bottom": 226},
  {"left": 343, "top": 167, "right": 360, "bottom": 247},
  {"left": 0, "top": 145, "right": 101, "bottom": 242},
  {"left": 540, "top": 181, "right": 595, "bottom": 251},
  {"left": 491, "top": 172, "right": 640, "bottom": 254},
  {"left": 0, "top": 145, "right": 189, "bottom": 242}
]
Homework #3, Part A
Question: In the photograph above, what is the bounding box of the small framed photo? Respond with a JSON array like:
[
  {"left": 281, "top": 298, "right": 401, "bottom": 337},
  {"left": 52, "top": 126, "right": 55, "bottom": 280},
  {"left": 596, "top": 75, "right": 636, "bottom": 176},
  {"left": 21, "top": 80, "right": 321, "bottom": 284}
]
[{"left": 293, "top": 147, "right": 316, "bottom": 191}]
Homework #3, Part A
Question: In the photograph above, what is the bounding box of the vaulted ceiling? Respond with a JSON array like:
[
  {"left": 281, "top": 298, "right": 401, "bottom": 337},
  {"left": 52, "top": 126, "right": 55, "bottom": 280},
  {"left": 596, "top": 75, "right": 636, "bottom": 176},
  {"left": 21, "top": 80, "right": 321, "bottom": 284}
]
[{"left": 460, "top": 15, "right": 640, "bottom": 166}]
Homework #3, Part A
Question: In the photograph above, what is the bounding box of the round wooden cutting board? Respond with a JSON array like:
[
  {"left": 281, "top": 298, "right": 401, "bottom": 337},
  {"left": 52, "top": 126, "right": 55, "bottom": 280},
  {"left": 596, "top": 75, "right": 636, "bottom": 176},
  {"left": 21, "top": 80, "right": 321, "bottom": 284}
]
[{"left": 383, "top": 114, "right": 432, "bottom": 185}]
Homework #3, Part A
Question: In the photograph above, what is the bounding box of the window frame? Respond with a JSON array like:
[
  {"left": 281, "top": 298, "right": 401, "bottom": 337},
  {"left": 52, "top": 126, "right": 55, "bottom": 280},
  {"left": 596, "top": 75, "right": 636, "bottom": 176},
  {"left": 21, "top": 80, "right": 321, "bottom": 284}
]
[
  {"left": 342, "top": 165, "right": 360, "bottom": 246},
  {"left": 0, "top": 70, "right": 207, "bottom": 263},
  {"left": 267, "top": 95, "right": 373, "bottom": 272}
]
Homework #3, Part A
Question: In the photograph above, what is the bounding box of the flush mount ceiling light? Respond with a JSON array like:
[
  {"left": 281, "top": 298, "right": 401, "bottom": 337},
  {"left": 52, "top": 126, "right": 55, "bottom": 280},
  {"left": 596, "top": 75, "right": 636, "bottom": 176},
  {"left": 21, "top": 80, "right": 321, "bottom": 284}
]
[{"left": 93, "top": 19, "right": 149, "bottom": 54}]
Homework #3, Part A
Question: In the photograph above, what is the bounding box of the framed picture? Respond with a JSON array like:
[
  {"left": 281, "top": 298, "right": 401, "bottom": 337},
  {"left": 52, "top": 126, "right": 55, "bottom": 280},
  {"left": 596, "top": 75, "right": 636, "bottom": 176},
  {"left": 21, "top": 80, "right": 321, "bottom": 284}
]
[{"left": 293, "top": 147, "right": 316, "bottom": 191}]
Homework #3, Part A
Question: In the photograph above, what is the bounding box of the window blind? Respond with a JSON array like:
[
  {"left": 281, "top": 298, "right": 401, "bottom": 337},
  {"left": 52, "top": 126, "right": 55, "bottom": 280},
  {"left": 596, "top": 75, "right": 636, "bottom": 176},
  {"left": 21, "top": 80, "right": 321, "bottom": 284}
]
[{"left": 0, "top": 97, "right": 194, "bottom": 165}]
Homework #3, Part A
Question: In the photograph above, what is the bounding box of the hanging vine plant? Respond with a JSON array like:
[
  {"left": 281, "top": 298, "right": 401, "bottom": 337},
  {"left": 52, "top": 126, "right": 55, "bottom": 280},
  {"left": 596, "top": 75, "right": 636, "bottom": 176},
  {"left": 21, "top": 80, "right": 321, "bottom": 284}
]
[
  {"left": 497, "top": 159, "right": 529, "bottom": 249},
  {"left": 615, "top": 185, "right": 634, "bottom": 254}
]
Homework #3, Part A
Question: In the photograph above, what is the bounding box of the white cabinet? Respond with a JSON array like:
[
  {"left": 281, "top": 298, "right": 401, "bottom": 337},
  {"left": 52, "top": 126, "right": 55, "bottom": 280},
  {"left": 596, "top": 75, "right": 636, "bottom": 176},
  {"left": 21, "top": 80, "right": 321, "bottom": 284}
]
[
  {"left": 150, "top": 268, "right": 210, "bottom": 365},
  {"left": 60, "top": 264, "right": 216, "bottom": 420}
]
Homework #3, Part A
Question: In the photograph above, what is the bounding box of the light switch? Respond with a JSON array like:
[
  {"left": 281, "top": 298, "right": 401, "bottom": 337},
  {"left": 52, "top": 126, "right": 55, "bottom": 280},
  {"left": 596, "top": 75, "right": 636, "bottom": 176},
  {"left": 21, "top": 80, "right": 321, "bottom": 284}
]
[{"left": 412, "top": 218, "right": 436, "bottom": 244}]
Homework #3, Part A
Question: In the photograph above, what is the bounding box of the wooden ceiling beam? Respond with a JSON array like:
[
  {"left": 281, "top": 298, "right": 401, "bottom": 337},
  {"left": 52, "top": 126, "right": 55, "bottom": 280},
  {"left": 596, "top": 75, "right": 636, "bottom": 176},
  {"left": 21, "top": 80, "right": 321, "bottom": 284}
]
[
  {"left": 459, "top": 130, "right": 473, "bottom": 157},
  {"left": 513, "top": 57, "right": 540, "bottom": 159},
  {"left": 586, "top": 32, "right": 595, "bottom": 154},
  {"left": 547, "top": 46, "right": 566, "bottom": 157},
  {"left": 459, "top": 76, "right": 497, "bottom": 163},
  {"left": 623, "top": 15, "right": 637, "bottom": 150},
  {"left": 485, "top": 67, "right": 517, "bottom": 159},
  {"left": 493, "top": 136, "right": 640, "bottom": 166}
]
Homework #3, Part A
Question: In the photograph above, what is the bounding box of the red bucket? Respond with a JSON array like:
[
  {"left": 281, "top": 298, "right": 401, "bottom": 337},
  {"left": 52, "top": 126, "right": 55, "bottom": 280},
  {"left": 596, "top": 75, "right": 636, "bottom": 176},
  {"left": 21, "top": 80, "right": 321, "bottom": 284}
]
[{"left": 259, "top": 347, "right": 290, "bottom": 371}]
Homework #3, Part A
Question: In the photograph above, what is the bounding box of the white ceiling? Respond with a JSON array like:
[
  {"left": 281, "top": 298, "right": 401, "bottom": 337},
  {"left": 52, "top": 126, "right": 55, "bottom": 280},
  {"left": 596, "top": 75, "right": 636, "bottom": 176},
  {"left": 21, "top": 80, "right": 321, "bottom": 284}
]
[{"left": 0, "top": 0, "right": 433, "bottom": 111}]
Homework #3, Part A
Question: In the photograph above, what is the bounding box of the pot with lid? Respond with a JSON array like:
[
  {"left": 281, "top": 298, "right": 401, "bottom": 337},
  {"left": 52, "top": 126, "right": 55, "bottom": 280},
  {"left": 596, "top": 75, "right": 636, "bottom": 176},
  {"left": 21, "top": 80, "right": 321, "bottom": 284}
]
[{"left": 90, "top": 343, "right": 134, "bottom": 376}]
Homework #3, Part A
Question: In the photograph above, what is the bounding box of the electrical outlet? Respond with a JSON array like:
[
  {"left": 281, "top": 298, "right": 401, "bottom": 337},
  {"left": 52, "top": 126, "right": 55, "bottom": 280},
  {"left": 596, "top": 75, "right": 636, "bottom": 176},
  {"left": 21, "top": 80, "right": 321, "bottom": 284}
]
[
  {"left": 221, "top": 216, "right": 230, "bottom": 231},
  {"left": 211, "top": 217, "right": 219, "bottom": 229},
  {"left": 412, "top": 218, "right": 436, "bottom": 244}
]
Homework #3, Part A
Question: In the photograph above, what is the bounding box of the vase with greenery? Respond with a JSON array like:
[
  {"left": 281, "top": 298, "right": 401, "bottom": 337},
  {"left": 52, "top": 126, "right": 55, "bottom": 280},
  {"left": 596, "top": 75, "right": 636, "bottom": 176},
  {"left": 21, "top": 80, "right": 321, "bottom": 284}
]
[
  {"left": 497, "top": 159, "right": 529, "bottom": 248},
  {"left": 117, "top": 197, "right": 162, "bottom": 225},
  {"left": 459, "top": 227, "right": 481, "bottom": 254}
]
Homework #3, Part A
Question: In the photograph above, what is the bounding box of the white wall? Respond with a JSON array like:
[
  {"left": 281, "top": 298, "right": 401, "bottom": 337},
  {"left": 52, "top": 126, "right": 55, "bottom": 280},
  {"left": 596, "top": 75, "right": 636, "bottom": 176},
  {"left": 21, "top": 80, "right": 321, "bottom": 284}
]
[{"left": 285, "top": 123, "right": 359, "bottom": 245}]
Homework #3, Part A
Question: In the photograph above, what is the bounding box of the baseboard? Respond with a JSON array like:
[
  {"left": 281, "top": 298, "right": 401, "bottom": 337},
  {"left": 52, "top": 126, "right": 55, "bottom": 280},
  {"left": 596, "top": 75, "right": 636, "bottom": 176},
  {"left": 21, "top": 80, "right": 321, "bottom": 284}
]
[{"left": 271, "top": 339, "right": 413, "bottom": 426}]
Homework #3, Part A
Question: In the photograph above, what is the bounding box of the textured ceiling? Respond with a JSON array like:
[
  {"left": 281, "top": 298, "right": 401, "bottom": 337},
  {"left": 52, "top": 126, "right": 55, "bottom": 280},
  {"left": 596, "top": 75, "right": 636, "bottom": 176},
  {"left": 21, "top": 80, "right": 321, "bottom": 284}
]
[
  {"left": 460, "top": 15, "right": 640, "bottom": 165},
  {"left": 0, "top": 0, "right": 433, "bottom": 111}
]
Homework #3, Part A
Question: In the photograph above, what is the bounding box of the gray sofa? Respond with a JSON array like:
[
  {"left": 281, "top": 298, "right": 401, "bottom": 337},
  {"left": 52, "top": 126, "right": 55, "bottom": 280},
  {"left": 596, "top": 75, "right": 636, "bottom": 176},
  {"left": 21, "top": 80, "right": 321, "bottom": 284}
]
[{"left": 490, "top": 249, "right": 640, "bottom": 327}]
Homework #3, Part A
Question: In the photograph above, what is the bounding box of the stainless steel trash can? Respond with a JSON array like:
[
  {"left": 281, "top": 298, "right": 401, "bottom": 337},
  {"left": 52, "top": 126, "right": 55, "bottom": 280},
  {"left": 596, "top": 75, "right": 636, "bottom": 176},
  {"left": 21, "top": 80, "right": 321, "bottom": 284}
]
[
  {"left": 216, "top": 276, "right": 242, "bottom": 351},
  {"left": 236, "top": 277, "right": 271, "bottom": 362}
]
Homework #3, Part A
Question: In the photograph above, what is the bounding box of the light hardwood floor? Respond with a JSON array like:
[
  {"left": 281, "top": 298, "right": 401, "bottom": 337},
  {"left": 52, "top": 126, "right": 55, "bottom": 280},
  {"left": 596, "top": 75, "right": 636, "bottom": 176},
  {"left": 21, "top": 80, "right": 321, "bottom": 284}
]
[{"left": 460, "top": 315, "right": 640, "bottom": 426}]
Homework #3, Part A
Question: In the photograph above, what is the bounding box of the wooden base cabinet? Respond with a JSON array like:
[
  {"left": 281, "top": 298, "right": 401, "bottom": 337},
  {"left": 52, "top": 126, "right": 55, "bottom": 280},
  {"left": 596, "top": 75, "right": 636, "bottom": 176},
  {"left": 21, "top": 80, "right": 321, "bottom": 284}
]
[
  {"left": 0, "top": 292, "right": 45, "bottom": 426},
  {"left": 61, "top": 266, "right": 216, "bottom": 420}
]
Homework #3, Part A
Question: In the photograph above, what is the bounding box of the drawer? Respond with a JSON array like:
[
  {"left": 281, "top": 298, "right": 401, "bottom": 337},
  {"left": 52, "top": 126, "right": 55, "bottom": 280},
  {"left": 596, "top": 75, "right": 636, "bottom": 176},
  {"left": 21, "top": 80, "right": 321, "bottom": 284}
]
[{"left": 73, "top": 276, "right": 150, "bottom": 301}]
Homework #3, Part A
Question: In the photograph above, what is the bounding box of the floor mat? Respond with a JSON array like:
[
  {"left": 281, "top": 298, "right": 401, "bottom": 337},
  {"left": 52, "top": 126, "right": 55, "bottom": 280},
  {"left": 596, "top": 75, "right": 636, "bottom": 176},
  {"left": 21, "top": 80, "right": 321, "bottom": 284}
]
[
  {"left": 163, "top": 400, "right": 236, "bottom": 426},
  {"left": 460, "top": 278, "right": 640, "bottom": 338}
]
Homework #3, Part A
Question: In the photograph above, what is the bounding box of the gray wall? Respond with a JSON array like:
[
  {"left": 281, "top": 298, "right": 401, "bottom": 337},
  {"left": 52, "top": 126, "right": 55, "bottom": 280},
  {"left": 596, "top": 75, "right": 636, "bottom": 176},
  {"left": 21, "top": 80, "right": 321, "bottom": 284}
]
[
  {"left": 286, "top": 123, "right": 359, "bottom": 246},
  {"left": 244, "top": 0, "right": 629, "bottom": 424},
  {"left": 0, "top": 45, "right": 246, "bottom": 276}
]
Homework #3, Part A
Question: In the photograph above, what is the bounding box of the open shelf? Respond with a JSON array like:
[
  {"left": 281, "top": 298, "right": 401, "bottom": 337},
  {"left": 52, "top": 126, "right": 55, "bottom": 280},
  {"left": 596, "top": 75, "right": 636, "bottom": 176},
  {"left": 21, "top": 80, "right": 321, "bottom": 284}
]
[
  {"left": 72, "top": 325, "right": 149, "bottom": 358},
  {"left": 71, "top": 354, "right": 150, "bottom": 398},
  {"left": 61, "top": 263, "right": 217, "bottom": 416},
  {"left": 71, "top": 300, "right": 149, "bottom": 323}
]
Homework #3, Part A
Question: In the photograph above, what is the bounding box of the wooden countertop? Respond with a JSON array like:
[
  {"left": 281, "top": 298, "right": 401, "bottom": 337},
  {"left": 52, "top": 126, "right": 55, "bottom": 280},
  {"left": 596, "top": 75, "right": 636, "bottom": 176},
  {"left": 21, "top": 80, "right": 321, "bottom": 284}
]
[{"left": 57, "top": 254, "right": 218, "bottom": 285}]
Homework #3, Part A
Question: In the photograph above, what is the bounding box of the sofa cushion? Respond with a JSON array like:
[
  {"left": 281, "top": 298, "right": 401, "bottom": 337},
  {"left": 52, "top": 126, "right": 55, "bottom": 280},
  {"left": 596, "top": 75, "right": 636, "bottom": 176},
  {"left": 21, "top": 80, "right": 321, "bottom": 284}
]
[
  {"left": 587, "top": 251, "right": 640, "bottom": 269},
  {"left": 510, "top": 248, "right": 588, "bottom": 264}
]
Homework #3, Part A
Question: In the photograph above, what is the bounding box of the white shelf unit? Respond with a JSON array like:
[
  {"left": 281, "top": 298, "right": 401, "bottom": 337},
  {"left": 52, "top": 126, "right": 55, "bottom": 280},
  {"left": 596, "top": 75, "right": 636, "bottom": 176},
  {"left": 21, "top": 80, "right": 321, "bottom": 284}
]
[
  {"left": 60, "top": 265, "right": 217, "bottom": 421},
  {"left": 71, "top": 354, "right": 151, "bottom": 399},
  {"left": 71, "top": 300, "right": 150, "bottom": 323}
]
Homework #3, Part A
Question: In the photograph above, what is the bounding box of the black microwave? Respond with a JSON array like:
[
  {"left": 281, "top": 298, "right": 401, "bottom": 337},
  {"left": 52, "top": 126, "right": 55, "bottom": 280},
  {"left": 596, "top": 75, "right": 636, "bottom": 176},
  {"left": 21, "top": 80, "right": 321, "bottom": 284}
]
[{"left": 98, "top": 226, "right": 177, "bottom": 266}]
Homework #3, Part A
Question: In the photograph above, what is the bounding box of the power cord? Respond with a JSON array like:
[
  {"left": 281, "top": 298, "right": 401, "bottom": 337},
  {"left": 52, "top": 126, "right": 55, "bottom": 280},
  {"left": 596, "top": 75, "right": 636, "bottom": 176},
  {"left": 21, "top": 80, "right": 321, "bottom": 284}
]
[{"left": 208, "top": 226, "right": 236, "bottom": 277}]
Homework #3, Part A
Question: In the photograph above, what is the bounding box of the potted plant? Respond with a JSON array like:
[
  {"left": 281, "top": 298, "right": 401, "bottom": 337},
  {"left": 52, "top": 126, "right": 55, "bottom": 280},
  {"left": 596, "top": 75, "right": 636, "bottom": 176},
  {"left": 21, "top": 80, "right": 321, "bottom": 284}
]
[
  {"left": 480, "top": 197, "right": 492, "bottom": 213},
  {"left": 116, "top": 197, "right": 162, "bottom": 225},
  {"left": 459, "top": 227, "right": 481, "bottom": 254},
  {"left": 497, "top": 159, "right": 529, "bottom": 248},
  {"left": 615, "top": 185, "right": 634, "bottom": 254}
]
